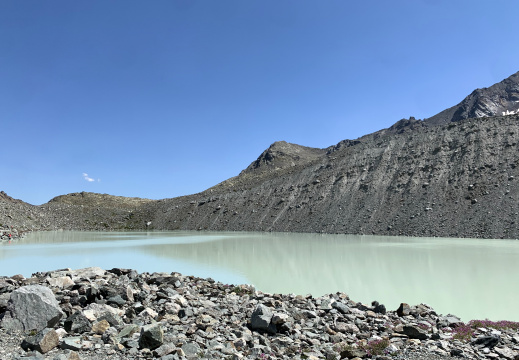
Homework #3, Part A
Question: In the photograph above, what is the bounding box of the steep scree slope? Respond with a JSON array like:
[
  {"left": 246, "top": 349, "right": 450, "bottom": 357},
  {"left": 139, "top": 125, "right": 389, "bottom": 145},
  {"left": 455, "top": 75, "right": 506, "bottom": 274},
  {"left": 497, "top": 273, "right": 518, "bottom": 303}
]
[
  {"left": 3, "top": 115, "right": 519, "bottom": 239},
  {"left": 134, "top": 115, "right": 519, "bottom": 239}
]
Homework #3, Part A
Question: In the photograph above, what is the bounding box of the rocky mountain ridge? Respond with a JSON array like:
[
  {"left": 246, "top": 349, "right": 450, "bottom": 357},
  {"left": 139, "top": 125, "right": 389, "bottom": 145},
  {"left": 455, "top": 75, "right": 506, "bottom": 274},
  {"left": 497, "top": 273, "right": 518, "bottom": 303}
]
[
  {"left": 3, "top": 72, "right": 519, "bottom": 239},
  {"left": 425, "top": 71, "right": 519, "bottom": 125}
]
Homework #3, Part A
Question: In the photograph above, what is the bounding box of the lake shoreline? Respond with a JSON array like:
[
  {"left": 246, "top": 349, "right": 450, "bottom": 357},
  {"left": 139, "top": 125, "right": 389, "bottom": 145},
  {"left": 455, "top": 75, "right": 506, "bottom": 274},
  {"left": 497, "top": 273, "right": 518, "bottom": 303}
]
[
  {"left": 1, "top": 266, "right": 518, "bottom": 359},
  {"left": 3, "top": 230, "right": 519, "bottom": 322}
]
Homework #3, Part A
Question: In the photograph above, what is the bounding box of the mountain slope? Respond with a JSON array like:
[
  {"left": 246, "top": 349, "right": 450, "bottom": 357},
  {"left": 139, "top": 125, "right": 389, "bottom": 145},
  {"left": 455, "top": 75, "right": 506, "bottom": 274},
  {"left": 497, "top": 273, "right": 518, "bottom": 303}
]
[
  {"left": 3, "top": 71, "right": 519, "bottom": 239},
  {"left": 137, "top": 114, "right": 519, "bottom": 239},
  {"left": 425, "top": 71, "right": 519, "bottom": 125}
]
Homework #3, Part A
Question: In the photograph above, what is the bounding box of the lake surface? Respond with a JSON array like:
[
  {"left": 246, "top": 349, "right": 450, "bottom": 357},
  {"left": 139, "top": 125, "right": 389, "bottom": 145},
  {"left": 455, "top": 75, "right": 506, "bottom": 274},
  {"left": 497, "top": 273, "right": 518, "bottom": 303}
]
[{"left": 1, "top": 231, "right": 518, "bottom": 321}]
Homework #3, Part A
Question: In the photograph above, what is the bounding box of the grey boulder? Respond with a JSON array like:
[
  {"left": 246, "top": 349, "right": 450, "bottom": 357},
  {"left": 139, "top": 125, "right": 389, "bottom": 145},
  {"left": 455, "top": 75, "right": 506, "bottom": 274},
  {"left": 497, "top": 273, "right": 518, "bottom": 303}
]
[
  {"left": 1, "top": 285, "right": 64, "bottom": 332},
  {"left": 331, "top": 301, "right": 350, "bottom": 314},
  {"left": 139, "top": 323, "right": 164, "bottom": 350},
  {"left": 251, "top": 304, "right": 277, "bottom": 334}
]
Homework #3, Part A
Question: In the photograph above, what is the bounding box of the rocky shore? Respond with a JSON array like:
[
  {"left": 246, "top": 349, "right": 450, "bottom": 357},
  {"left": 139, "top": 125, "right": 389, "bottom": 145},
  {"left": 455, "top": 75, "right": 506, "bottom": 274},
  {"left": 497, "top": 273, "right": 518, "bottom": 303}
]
[{"left": 0, "top": 267, "right": 518, "bottom": 360}]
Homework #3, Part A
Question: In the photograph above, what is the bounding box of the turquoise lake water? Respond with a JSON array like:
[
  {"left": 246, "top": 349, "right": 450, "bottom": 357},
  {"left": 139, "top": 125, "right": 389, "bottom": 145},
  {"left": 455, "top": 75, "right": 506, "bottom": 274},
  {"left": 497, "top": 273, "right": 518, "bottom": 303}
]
[{"left": 1, "top": 231, "right": 518, "bottom": 321}]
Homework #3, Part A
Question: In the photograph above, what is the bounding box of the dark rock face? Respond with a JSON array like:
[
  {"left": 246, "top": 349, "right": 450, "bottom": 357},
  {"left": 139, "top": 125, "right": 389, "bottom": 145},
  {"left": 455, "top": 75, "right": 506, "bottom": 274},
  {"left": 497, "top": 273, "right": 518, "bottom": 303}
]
[
  {"left": 373, "top": 303, "right": 386, "bottom": 315},
  {"left": 471, "top": 335, "right": 500, "bottom": 348},
  {"left": 139, "top": 323, "right": 164, "bottom": 350},
  {"left": 64, "top": 311, "right": 91, "bottom": 334},
  {"left": 402, "top": 325, "right": 429, "bottom": 340},
  {"left": 332, "top": 301, "right": 350, "bottom": 314},
  {"left": 251, "top": 304, "right": 277, "bottom": 334},
  {"left": 426, "top": 71, "right": 519, "bottom": 125}
]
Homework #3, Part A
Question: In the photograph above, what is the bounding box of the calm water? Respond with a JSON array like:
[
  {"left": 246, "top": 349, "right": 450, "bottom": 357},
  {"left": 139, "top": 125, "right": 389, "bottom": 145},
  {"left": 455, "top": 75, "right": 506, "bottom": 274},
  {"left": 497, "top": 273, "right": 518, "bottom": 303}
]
[{"left": 1, "top": 231, "right": 518, "bottom": 321}]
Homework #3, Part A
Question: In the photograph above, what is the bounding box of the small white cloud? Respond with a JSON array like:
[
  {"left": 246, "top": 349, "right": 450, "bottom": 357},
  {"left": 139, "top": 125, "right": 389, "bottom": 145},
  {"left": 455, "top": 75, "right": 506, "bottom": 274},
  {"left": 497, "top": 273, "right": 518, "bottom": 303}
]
[{"left": 83, "top": 173, "right": 95, "bottom": 182}]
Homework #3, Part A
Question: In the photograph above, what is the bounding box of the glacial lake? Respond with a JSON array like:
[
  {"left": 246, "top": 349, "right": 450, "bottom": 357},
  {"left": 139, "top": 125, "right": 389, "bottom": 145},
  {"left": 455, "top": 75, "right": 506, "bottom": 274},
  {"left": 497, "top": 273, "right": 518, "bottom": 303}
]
[{"left": 1, "top": 231, "right": 518, "bottom": 322}]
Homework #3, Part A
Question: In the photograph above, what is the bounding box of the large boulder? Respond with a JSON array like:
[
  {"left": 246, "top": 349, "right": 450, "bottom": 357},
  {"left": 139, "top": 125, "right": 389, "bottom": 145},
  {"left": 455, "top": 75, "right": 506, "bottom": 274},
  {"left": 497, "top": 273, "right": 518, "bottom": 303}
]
[
  {"left": 396, "top": 303, "right": 411, "bottom": 317},
  {"left": 331, "top": 301, "right": 350, "bottom": 314},
  {"left": 402, "top": 325, "right": 429, "bottom": 340},
  {"left": 251, "top": 304, "right": 277, "bottom": 334},
  {"left": 139, "top": 323, "right": 164, "bottom": 350},
  {"left": 1, "top": 285, "right": 64, "bottom": 332}
]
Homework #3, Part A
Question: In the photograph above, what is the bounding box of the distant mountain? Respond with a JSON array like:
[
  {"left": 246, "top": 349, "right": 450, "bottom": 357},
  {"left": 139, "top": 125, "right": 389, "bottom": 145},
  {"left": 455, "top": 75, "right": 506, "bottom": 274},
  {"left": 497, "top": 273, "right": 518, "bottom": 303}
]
[
  {"left": 425, "top": 71, "right": 519, "bottom": 125},
  {"left": 49, "top": 192, "right": 153, "bottom": 209}
]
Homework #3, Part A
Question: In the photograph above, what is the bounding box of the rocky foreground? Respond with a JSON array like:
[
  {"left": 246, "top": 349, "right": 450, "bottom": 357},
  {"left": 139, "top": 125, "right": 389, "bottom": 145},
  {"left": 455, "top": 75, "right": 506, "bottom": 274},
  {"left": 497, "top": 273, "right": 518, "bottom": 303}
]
[{"left": 0, "top": 268, "right": 518, "bottom": 360}]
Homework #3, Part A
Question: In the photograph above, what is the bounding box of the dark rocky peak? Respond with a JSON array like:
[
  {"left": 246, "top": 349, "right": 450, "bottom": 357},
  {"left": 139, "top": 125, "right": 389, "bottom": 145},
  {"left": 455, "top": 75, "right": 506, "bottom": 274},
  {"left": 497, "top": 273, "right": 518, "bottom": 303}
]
[
  {"left": 242, "top": 141, "right": 326, "bottom": 174},
  {"left": 425, "top": 71, "right": 519, "bottom": 125}
]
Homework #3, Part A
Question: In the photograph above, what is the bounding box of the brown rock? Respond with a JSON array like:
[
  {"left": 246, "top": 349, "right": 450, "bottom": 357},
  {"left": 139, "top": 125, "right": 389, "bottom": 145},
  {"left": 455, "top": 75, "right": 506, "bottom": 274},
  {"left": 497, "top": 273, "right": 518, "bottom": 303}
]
[
  {"left": 21, "top": 328, "right": 60, "bottom": 354},
  {"left": 91, "top": 319, "right": 110, "bottom": 335},
  {"left": 66, "top": 351, "right": 81, "bottom": 360}
]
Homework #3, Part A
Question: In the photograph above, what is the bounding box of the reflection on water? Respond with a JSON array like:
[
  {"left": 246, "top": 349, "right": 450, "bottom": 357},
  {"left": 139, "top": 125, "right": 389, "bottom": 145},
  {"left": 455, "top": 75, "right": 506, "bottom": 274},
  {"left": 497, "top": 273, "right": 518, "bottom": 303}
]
[{"left": 1, "top": 231, "right": 518, "bottom": 321}]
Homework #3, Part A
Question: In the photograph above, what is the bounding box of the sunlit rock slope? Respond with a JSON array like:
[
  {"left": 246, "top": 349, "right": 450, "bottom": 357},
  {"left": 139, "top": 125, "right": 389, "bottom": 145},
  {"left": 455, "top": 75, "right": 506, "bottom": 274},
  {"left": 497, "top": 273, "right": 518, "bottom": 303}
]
[{"left": 3, "top": 72, "right": 519, "bottom": 239}]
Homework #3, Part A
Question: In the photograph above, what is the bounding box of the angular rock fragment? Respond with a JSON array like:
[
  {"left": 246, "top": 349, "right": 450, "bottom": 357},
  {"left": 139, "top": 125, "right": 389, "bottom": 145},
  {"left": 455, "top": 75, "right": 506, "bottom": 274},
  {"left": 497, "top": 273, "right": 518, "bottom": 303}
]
[
  {"left": 153, "top": 342, "right": 177, "bottom": 357},
  {"left": 182, "top": 342, "right": 201, "bottom": 357},
  {"left": 331, "top": 301, "right": 350, "bottom": 314},
  {"left": 494, "top": 346, "right": 517, "bottom": 359},
  {"left": 60, "top": 337, "right": 83, "bottom": 351},
  {"left": 69, "top": 267, "right": 105, "bottom": 280},
  {"left": 21, "top": 328, "right": 60, "bottom": 354},
  {"left": 139, "top": 322, "right": 164, "bottom": 350},
  {"left": 91, "top": 319, "right": 110, "bottom": 335},
  {"left": 46, "top": 276, "right": 75, "bottom": 289},
  {"left": 471, "top": 335, "right": 500, "bottom": 348},
  {"left": 251, "top": 304, "right": 276, "bottom": 334},
  {"left": 441, "top": 315, "right": 464, "bottom": 328},
  {"left": 97, "top": 311, "right": 123, "bottom": 327},
  {"left": 396, "top": 303, "right": 411, "bottom": 317},
  {"left": 402, "top": 325, "right": 429, "bottom": 340},
  {"left": 118, "top": 323, "right": 140, "bottom": 340},
  {"left": 64, "top": 311, "right": 91, "bottom": 334}
]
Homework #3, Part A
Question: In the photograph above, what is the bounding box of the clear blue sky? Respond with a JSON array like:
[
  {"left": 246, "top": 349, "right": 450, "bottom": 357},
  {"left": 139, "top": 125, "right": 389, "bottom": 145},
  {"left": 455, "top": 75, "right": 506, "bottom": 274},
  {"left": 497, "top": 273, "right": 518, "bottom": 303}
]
[{"left": 2, "top": 1, "right": 518, "bottom": 205}]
